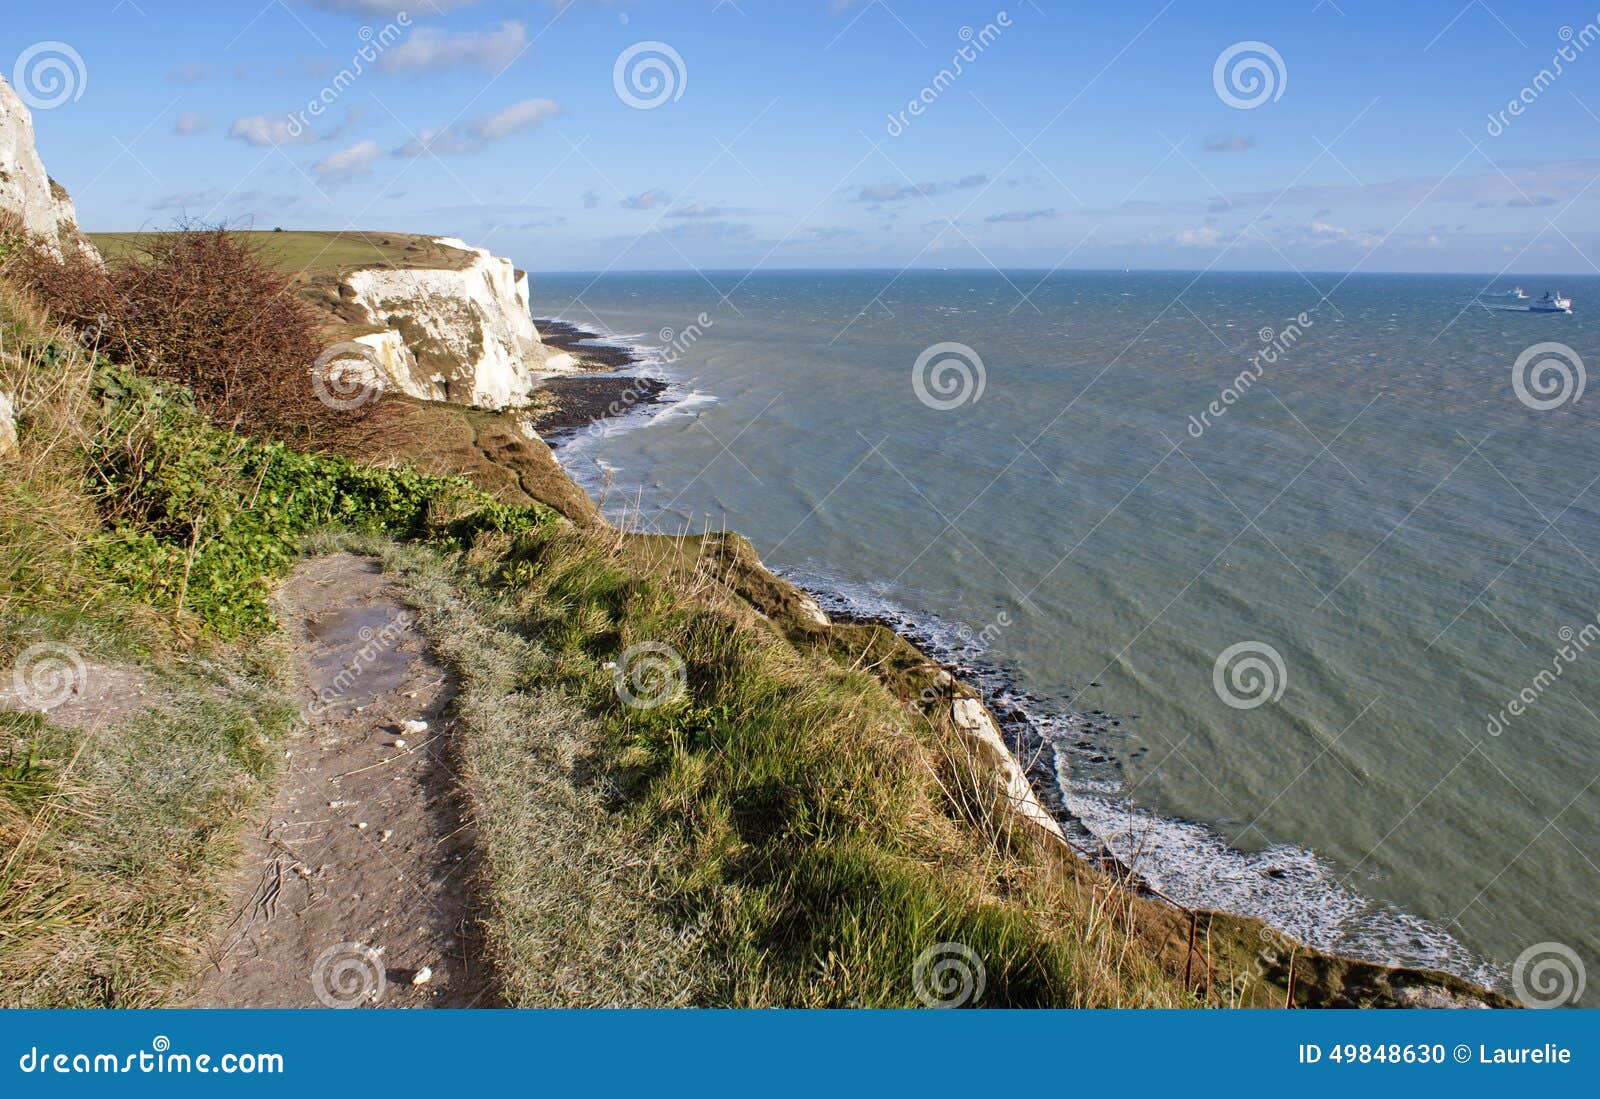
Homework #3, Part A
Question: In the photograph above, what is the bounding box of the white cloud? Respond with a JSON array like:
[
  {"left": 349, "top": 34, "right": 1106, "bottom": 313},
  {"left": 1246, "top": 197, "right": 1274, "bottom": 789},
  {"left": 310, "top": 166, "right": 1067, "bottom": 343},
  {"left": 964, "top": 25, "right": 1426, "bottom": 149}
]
[
  {"left": 618, "top": 188, "right": 671, "bottom": 210},
  {"left": 852, "top": 174, "right": 988, "bottom": 203},
  {"left": 667, "top": 201, "right": 737, "bottom": 219},
  {"left": 174, "top": 113, "right": 212, "bottom": 136},
  {"left": 984, "top": 208, "right": 1058, "bottom": 223},
  {"left": 471, "top": 98, "right": 560, "bottom": 140},
  {"left": 229, "top": 115, "right": 318, "bottom": 146},
  {"left": 394, "top": 97, "right": 560, "bottom": 157},
  {"left": 1285, "top": 220, "right": 1383, "bottom": 248},
  {"left": 1142, "top": 226, "right": 1228, "bottom": 248},
  {"left": 379, "top": 22, "right": 527, "bottom": 73},
  {"left": 315, "top": 140, "right": 384, "bottom": 182}
]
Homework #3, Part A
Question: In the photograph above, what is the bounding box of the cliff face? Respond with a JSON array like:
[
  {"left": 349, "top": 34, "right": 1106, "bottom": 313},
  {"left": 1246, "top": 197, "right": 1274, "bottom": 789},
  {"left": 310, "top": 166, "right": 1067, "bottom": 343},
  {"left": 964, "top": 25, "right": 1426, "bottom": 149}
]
[
  {"left": 338, "top": 237, "right": 577, "bottom": 409},
  {"left": 0, "top": 76, "right": 98, "bottom": 262}
]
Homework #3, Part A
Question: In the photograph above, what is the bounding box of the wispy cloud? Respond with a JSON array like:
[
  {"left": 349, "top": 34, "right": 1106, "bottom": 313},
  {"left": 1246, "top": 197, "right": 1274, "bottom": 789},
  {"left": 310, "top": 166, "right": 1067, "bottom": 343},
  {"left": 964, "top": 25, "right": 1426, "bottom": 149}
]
[
  {"left": 666, "top": 201, "right": 747, "bottom": 219},
  {"left": 984, "top": 208, "right": 1058, "bottom": 223},
  {"left": 229, "top": 115, "right": 319, "bottom": 146},
  {"left": 1140, "top": 225, "right": 1230, "bottom": 248},
  {"left": 315, "top": 140, "right": 384, "bottom": 182},
  {"left": 379, "top": 22, "right": 527, "bottom": 73},
  {"left": 618, "top": 188, "right": 671, "bottom": 210},
  {"left": 395, "top": 98, "right": 560, "bottom": 157},
  {"left": 1282, "top": 219, "right": 1382, "bottom": 248},
  {"left": 1202, "top": 134, "right": 1255, "bottom": 153},
  {"left": 852, "top": 173, "right": 988, "bottom": 204},
  {"left": 174, "top": 113, "right": 212, "bottom": 136}
]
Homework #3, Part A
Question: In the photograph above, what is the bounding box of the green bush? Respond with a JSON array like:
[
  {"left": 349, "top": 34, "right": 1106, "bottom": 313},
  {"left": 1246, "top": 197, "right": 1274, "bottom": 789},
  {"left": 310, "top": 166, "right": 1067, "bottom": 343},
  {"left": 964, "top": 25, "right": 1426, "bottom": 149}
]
[{"left": 85, "top": 362, "right": 550, "bottom": 635}]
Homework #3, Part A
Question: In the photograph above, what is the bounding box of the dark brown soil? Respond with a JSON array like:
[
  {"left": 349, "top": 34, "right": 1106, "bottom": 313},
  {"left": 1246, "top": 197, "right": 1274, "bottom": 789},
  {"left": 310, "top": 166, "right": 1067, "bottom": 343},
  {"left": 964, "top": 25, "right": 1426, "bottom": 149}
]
[{"left": 187, "top": 554, "right": 496, "bottom": 1008}]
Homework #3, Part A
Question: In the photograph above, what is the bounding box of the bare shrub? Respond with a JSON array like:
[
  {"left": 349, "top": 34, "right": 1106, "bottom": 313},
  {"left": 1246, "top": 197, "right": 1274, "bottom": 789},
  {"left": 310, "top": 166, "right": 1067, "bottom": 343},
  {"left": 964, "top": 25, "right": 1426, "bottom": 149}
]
[{"left": 5, "top": 224, "right": 354, "bottom": 443}]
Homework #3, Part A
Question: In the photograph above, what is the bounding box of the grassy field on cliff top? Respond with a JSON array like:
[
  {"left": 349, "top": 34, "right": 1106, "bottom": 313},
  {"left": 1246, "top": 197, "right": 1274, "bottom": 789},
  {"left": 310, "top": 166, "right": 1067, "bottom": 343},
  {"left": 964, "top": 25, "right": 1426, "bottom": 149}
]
[{"left": 90, "top": 230, "right": 474, "bottom": 278}]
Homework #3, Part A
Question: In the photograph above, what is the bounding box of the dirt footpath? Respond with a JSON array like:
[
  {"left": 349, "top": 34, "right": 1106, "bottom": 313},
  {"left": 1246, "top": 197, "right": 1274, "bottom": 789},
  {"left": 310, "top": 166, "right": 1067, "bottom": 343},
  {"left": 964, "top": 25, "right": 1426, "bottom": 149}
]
[{"left": 189, "top": 554, "right": 495, "bottom": 1008}]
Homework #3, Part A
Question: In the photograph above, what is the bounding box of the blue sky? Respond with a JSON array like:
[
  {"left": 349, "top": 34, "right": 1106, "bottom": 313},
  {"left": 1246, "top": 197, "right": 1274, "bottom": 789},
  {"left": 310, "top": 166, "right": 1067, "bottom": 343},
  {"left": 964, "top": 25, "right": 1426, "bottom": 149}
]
[{"left": 10, "top": 0, "right": 1600, "bottom": 273}]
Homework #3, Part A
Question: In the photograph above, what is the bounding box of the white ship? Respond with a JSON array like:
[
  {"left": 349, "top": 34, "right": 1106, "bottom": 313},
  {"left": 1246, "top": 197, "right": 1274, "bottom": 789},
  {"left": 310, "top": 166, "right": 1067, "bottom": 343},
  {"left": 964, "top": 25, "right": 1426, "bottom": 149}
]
[{"left": 1529, "top": 290, "right": 1573, "bottom": 314}]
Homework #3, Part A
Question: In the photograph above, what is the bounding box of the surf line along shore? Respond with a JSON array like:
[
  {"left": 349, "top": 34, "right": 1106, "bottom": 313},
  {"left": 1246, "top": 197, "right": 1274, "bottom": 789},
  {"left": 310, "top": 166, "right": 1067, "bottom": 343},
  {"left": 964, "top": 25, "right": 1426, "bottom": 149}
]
[{"left": 528, "top": 319, "right": 669, "bottom": 441}]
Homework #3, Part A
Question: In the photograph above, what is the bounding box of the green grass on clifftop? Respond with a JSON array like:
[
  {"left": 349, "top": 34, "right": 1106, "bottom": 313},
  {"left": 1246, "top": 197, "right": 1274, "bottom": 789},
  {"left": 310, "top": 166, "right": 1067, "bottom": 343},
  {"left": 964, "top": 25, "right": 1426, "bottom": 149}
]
[{"left": 90, "top": 230, "right": 474, "bottom": 280}]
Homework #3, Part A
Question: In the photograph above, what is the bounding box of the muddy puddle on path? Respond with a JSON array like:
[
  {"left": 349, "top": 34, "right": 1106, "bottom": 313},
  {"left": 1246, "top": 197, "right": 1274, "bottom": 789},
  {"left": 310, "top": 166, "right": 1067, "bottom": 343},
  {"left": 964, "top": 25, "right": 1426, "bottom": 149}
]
[{"left": 189, "top": 555, "right": 495, "bottom": 1008}]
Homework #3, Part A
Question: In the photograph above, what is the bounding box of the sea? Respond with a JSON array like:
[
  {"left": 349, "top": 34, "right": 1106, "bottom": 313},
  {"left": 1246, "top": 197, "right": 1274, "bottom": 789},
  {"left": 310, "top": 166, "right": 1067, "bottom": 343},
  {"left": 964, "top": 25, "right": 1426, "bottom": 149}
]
[{"left": 528, "top": 269, "right": 1600, "bottom": 1002}]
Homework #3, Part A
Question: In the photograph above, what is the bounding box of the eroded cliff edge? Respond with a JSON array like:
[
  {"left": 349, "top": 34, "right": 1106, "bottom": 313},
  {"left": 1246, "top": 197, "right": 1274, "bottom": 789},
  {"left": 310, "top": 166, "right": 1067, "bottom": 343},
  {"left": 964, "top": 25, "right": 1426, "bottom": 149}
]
[{"left": 327, "top": 235, "right": 581, "bottom": 409}]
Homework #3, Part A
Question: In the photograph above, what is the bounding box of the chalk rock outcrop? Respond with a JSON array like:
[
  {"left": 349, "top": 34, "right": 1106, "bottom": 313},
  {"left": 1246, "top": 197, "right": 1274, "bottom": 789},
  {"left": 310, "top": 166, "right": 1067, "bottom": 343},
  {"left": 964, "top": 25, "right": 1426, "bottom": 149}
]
[
  {"left": 951, "top": 697, "right": 1065, "bottom": 841},
  {"left": 340, "top": 237, "right": 577, "bottom": 409},
  {"left": 0, "top": 76, "right": 98, "bottom": 262}
]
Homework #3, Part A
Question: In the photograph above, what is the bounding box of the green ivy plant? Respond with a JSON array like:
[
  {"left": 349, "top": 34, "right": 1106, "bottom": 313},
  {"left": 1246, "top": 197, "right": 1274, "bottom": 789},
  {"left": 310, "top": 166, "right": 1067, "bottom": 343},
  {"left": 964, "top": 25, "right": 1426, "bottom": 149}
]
[{"left": 85, "top": 362, "right": 550, "bottom": 635}]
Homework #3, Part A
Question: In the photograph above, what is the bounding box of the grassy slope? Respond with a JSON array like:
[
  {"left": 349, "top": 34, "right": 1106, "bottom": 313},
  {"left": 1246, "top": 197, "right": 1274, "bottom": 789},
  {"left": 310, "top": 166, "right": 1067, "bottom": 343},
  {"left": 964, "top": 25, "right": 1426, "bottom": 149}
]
[
  {"left": 0, "top": 278, "right": 549, "bottom": 1006},
  {"left": 379, "top": 529, "right": 1192, "bottom": 1007},
  {"left": 0, "top": 287, "right": 294, "bottom": 1005}
]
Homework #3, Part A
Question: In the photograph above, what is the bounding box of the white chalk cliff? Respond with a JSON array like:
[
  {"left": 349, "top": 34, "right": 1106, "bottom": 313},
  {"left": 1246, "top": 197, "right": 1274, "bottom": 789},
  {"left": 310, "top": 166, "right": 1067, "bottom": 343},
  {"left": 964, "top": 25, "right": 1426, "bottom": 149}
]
[
  {"left": 341, "top": 237, "right": 577, "bottom": 409},
  {"left": 0, "top": 76, "right": 98, "bottom": 262},
  {"left": 0, "top": 75, "right": 101, "bottom": 460}
]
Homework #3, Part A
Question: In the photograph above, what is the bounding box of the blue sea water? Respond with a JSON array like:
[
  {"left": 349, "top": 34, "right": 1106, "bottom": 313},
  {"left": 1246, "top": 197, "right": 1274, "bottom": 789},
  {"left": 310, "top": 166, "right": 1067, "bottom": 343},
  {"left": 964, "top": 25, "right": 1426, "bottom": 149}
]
[{"left": 529, "top": 269, "right": 1600, "bottom": 1000}]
